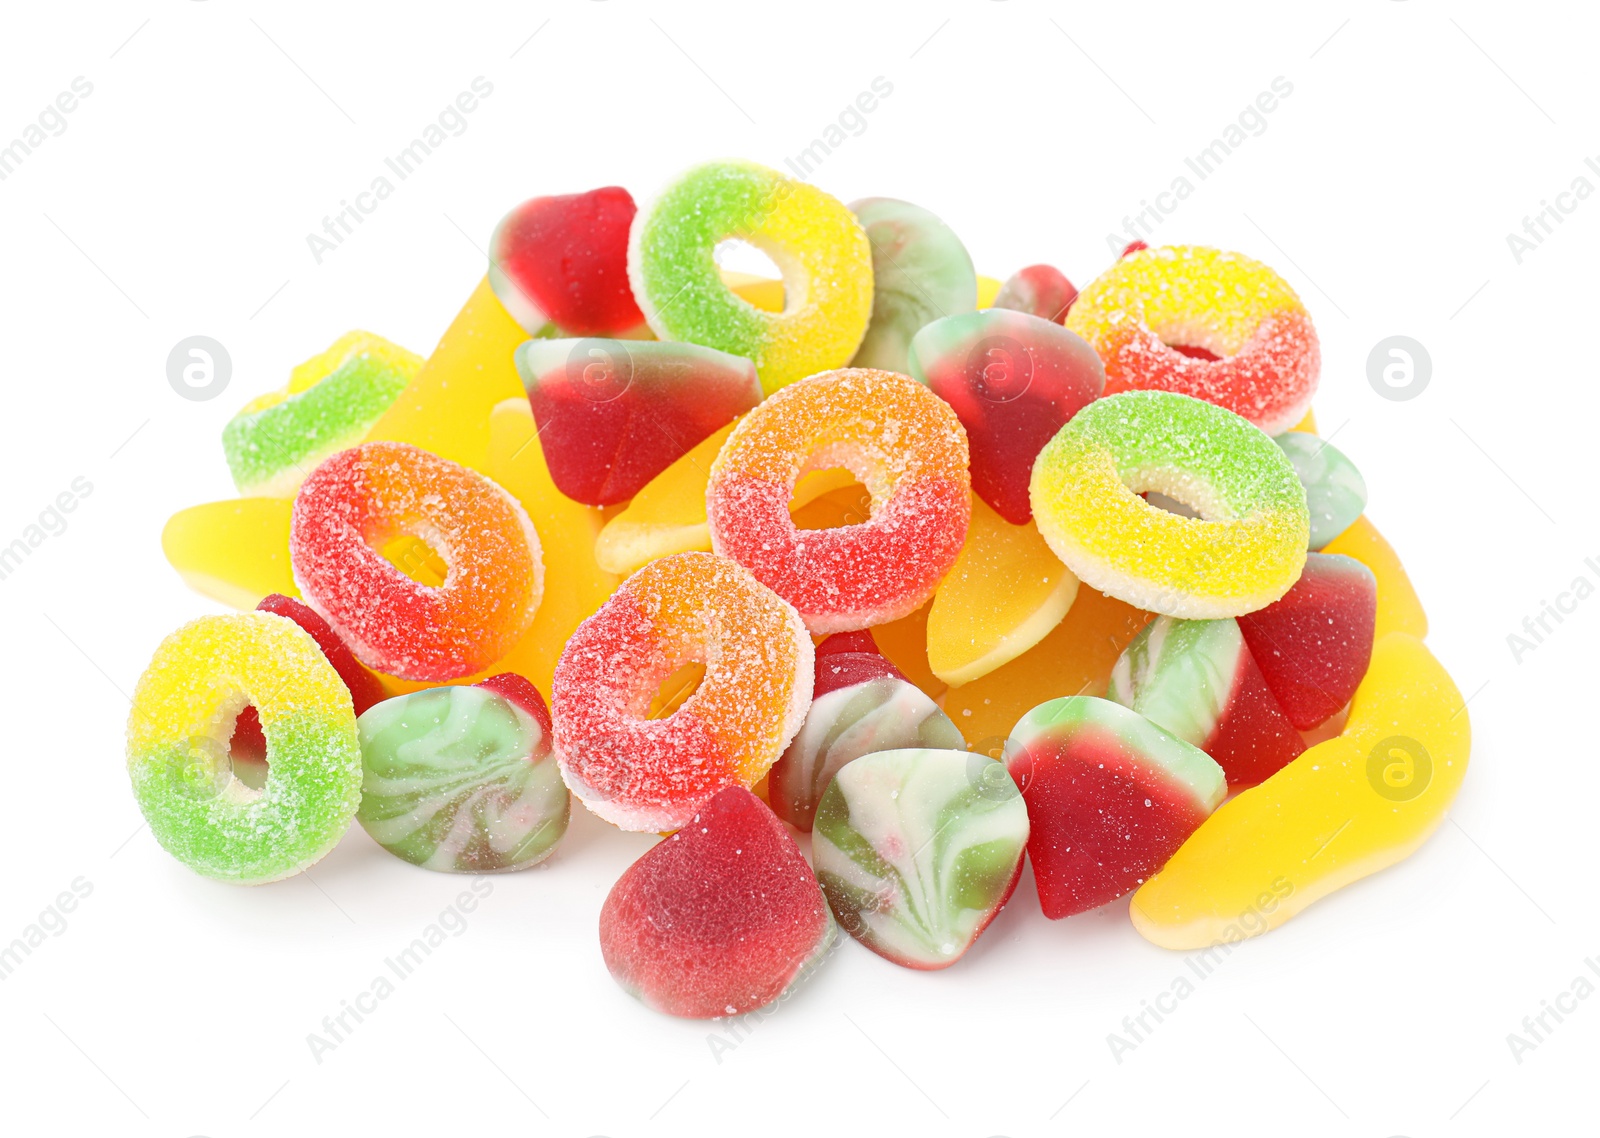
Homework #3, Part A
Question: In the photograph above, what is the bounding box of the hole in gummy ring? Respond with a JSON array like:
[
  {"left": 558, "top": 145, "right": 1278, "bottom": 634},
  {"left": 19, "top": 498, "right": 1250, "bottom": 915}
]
[
  {"left": 1166, "top": 342, "right": 1222, "bottom": 362},
  {"left": 226, "top": 704, "right": 270, "bottom": 797},
  {"left": 1141, "top": 491, "right": 1204, "bottom": 519},
  {"left": 379, "top": 533, "right": 448, "bottom": 587},
  {"left": 790, "top": 468, "right": 872, "bottom": 532},
  {"left": 648, "top": 662, "right": 706, "bottom": 720}
]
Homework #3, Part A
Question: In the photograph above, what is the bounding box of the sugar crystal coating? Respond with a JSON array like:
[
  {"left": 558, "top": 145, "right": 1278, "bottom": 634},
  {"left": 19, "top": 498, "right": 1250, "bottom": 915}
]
[
  {"left": 707, "top": 367, "right": 971, "bottom": 633},
  {"left": 223, "top": 331, "right": 419, "bottom": 498},
  {"left": 1067, "top": 245, "right": 1319, "bottom": 435},
  {"left": 628, "top": 159, "right": 873, "bottom": 394},
  {"left": 813, "top": 747, "right": 1028, "bottom": 969},
  {"left": 126, "top": 612, "right": 363, "bottom": 885},
  {"left": 290, "top": 441, "right": 544, "bottom": 681},
  {"left": 1030, "top": 390, "right": 1308, "bottom": 618},
  {"left": 552, "top": 552, "right": 812, "bottom": 832}
]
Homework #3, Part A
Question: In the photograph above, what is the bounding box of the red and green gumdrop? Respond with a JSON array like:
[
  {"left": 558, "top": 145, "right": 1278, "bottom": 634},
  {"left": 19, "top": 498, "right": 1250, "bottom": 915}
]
[
  {"left": 598, "top": 787, "right": 836, "bottom": 1019},
  {"left": 1237, "top": 552, "right": 1378, "bottom": 730},
  {"left": 992, "top": 264, "right": 1078, "bottom": 323},
  {"left": 769, "top": 632, "right": 964, "bottom": 831},
  {"left": 488, "top": 186, "right": 647, "bottom": 337},
  {"left": 1109, "top": 616, "right": 1304, "bottom": 788},
  {"left": 907, "top": 308, "right": 1105, "bottom": 525},
  {"left": 230, "top": 593, "right": 385, "bottom": 769},
  {"left": 1004, "top": 696, "right": 1225, "bottom": 918},
  {"left": 515, "top": 338, "right": 763, "bottom": 506}
]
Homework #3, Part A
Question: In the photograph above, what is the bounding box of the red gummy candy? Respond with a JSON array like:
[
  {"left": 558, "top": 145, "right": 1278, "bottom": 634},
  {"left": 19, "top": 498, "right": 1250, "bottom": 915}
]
[
  {"left": 1202, "top": 642, "right": 1306, "bottom": 787},
  {"left": 1121, "top": 240, "right": 1149, "bottom": 257},
  {"left": 992, "top": 264, "right": 1079, "bottom": 323},
  {"left": 488, "top": 186, "right": 646, "bottom": 337},
  {"left": 908, "top": 309, "right": 1105, "bottom": 524},
  {"left": 517, "top": 339, "right": 763, "bottom": 506},
  {"left": 1238, "top": 552, "right": 1378, "bottom": 730},
  {"left": 812, "top": 632, "right": 907, "bottom": 696},
  {"left": 475, "top": 672, "right": 553, "bottom": 736},
  {"left": 598, "top": 787, "right": 834, "bottom": 1018},
  {"left": 230, "top": 594, "right": 386, "bottom": 759},
  {"left": 1005, "top": 698, "right": 1223, "bottom": 918}
]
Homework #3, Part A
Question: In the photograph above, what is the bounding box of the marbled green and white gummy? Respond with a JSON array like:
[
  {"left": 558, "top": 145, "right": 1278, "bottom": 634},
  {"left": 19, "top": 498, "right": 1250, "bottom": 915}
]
[
  {"left": 1273, "top": 431, "right": 1367, "bottom": 550},
  {"left": 1110, "top": 616, "right": 1246, "bottom": 748},
  {"left": 847, "top": 197, "right": 977, "bottom": 373},
  {"left": 356, "top": 685, "right": 569, "bottom": 873},
  {"left": 813, "top": 748, "right": 1029, "bottom": 970},
  {"left": 770, "top": 675, "right": 965, "bottom": 831},
  {"left": 126, "top": 612, "right": 364, "bottom": 885}
]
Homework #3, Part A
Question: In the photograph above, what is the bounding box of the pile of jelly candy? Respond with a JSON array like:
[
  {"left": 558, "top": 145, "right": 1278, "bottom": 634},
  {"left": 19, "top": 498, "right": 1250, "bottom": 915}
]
[{"left": 133, "top": 159, "right": 1467, "bottom": 1018}]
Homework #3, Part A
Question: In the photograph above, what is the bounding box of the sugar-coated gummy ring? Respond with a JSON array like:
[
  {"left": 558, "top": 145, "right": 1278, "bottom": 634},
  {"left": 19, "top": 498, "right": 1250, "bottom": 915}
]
[
  {"left": 290, "top": 441, "right": 544, "bottom": 682},
  {"left": 707, "top": 368, "right": 972, "bottom": 634},
  {"left": 1066, "top": 246, "right": 1319, "bottom": 435},
  {"left": 125, "top": 612, "right": 363, "bottom": 884},
  {"left": 551, "top": 552, "right": 813, "bottom": 832},
  {"left": 223, "top": 332, "right": 419, "bottom": 497},
  {"left": 1030, "top": 390, "right": 1308, "bottom": 618},
  {"left": 628, "top": 159, "right": 874, "bottom": 395}
]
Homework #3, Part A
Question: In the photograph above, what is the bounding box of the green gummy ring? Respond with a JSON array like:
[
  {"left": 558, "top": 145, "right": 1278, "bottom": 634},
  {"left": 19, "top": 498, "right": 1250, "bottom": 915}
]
[
  {"left": 125, "top": 612, "right": 363, "bottom": 885},
  {"left": 1029, "top": 390, "right": 1309, "bottom": 618},
  {"left": 222, "top": 349, "right": 413, "bottom": 496},
  {"left": 627, "top": 159, "right": 874, "bottom": 395}
]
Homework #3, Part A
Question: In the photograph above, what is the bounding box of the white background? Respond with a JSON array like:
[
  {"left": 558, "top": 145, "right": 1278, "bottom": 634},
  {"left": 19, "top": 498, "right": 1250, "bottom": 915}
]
[{"left": 0, "top": 2, "right": 1592, "bottom": 1135}]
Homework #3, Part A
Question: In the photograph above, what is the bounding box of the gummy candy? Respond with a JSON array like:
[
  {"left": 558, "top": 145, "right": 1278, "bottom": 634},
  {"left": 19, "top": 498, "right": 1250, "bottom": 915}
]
[
  {"left": 992, "top": 264, "right": 1078, "bottom": 323},
  {"left": 1004, "top": 696, "right": 1225, "bottom": 918},
  {"left": 943, "top": 586, "right": 1150, "bottom": 750},
  {"left": 909, "top": 308, "right": 1105, "bottom": 525},
  {"left": 1030, "top": 391, "right": 1308, "bottom": 618},
  {"left": 1237, "top": 552, "right": 1378, "bottom": 730},
  {"left": 489, "top": 186, "right": 647, "bottom": 337},
  {"left": 628, "top": 159, "right": 873, "bottom": 395},
  {"left": 126, "top": 612, "right": 363, "bottom": 884},
  {"left": 364, "top": 276, "right": 528, "bottom": 474},
  {"left": 223, "top": 331, "right": 419, "bottom": 497},
  {"left": 476, "top": 399, "right": 618, "bottom": 696},
  {"left": 592, "top": 419, "right": 739, "bottom": 577},
  {"left": 1320, "top": 515, "right": 1427, "bottom": 639},
  {"left": 552, "top": 552, "right": 812, "bottom": 832},
  {"left": 813, "top": 747, "right": 1028, "bottom": 969},
  {"left": 708, "top": 368, "right": 971, "bottom": 633},
  {"left": 290, "top": 442, "right": 544, "bottom": 682},
  {"left": 975, "top": 275, "right": 1002, "bottom": 308},
  {"left": 1067, "top": 246, "right": 1320, "bottom": 435},
  {"left": 1274, "top": 431, "right": 1367, "bottom": 550},
  {"left": 162, "top": 497, "right": 297, "bottom": 610},
  {"left": 1110, "top": 616, "right": 1304, "bottom": 788},
  {"left": 847, "top": 197, "right": 977, "bottom": 373},
  {"left": 768, "top": 633, "right": 963, "bottom": 830},
  {"left": 356, "top": 673, "right": 569, "bottom": 873},
  {"left": 599, "top": 786, "right": 835, "bottom": 1018},
  {"left": 516, "top": 338, "right": 761, "bottom": 506},
  {"left": 230, "top": 593, "right": 386, "bottom": 767},
  {"left": 1131, "top": 633, "right": 1469, "bottom": 948},
  {"left": 867, "top": 601, "right": 948, "bottom": 702},
  {"left": 926, "top": 493, "right": 1079, "bottom": 686}
]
